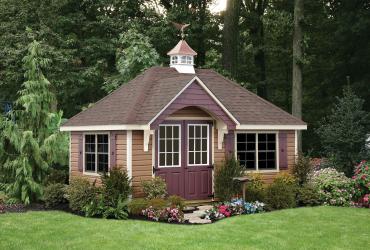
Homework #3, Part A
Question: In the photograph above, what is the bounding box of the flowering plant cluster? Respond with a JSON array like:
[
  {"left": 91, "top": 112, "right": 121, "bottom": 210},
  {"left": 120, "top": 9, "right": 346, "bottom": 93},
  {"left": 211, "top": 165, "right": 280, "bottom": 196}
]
[
  {"left": 309, "top": 168, "right": 354, "bottom": 206},
  {"left": 202, "top": 199, "right": 265, "bottom": 221},
  {"left": 352, "top": 161, "right": 370, "bottom": 208},
  {"left": 142, "top": 205, "right": 184, "bottom": 223}
]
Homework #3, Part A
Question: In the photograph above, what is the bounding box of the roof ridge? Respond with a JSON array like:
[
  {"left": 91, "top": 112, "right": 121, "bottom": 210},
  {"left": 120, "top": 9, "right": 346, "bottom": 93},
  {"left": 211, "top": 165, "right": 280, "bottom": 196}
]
[{"left": 208, "top": 70, "right": 306, "bottom": 125}]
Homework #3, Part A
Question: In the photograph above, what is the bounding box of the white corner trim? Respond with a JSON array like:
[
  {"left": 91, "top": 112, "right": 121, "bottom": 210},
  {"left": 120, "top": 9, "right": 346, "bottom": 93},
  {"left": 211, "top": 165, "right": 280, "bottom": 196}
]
[
  {"left": 68, "top": 132, "right": 71, "bottom": 178},
  {"left": 126, "top": 130, "right": 132, "bottom": 180},
  {"left": 148, "top": 76, "right": 240, "bottom": 126},
  {"left": 60, "top": 124, "right": 150, "bottom": 132},
  {"left": 236, "top": 124, "right": 307, "bottom": 130}
]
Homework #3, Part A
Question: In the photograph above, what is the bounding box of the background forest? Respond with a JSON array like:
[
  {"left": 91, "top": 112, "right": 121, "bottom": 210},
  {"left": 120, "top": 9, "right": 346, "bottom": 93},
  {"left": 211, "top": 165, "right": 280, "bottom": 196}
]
[{"left": 0, "top": 0, "right": 369, "bottom": 155}]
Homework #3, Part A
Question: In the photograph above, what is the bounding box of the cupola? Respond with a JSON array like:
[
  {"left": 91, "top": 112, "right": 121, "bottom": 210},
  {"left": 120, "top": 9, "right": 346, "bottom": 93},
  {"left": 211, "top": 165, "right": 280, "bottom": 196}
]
[
  {"left": 167, "top": 23, "right": 197, "bottom": 74},
  {"left": 167, "top": 39, "right": 197, "bottom": 74}
]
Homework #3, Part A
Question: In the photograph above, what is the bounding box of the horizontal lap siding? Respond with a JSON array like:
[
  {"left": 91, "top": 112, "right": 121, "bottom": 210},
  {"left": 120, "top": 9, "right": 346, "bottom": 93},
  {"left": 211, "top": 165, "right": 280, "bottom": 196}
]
[
  {"left": 214, "top": 128, "right": 226, "bottom": 172},
  {"left": 132, "top": 130, "right": 152, "bottom": 197},
  {"left": 70, "top": 131, "right": 127, "bottom": 186}
]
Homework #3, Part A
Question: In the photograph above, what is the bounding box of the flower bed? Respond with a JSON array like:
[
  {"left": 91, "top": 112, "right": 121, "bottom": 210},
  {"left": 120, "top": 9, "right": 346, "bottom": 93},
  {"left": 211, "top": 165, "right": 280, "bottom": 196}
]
[
  {"left": 201, "top": 199, "right": 265, "bottom": 221},
  {"left": 142, "top": 205, "right": 184, "bottom": 223}
]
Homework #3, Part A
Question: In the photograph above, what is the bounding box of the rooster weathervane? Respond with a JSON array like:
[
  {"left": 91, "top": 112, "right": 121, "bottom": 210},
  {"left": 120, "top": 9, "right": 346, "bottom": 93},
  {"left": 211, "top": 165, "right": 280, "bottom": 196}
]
[{"left": 172, "top": 22, "right": 190, "bottom": 40}]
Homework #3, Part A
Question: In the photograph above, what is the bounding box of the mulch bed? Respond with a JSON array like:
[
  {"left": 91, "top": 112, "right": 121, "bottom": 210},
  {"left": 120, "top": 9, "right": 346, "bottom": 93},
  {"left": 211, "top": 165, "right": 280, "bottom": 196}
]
[{"left": 0, "top": 203, "right": 71, "bottom": 214}]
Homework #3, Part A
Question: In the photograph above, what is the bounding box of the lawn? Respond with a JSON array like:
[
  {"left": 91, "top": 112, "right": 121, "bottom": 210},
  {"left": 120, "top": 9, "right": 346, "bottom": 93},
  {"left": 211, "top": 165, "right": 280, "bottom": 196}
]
[{"left": 0, "top": 206, "right": 369, "bottom": 250}]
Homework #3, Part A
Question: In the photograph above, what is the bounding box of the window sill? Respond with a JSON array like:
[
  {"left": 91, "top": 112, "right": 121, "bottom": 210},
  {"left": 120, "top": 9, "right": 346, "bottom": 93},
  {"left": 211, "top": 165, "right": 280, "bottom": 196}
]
[
  {"left": 244, "top": 169, "right": 279, "bottom": 174},
  {"left": 83, "top": 172, "right": 101, "bottom": 177}
]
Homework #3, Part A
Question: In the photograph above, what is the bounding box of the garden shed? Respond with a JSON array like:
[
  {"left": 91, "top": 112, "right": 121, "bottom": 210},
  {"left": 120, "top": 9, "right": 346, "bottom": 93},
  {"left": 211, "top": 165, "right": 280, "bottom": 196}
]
[{"left": 61, "top": 39, "right": 307, "bottom": 200}]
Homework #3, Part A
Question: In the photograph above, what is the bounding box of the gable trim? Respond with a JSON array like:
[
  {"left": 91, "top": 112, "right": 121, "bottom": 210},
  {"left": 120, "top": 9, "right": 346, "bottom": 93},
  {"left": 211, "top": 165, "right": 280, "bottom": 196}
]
[{"left": 148, "top": 76, "right": 240, "bottom": 126}]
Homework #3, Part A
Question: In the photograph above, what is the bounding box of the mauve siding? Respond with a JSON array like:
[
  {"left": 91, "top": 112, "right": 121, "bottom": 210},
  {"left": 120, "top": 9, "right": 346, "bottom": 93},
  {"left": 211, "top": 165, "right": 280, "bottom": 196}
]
[
  {"left": 69, "top": 131, "right": 127, "bottom": 185},
  {"left": 150, "top": 81, "right": 236, "bottom": 130},
  {"left": 167, "top": 106, "right": 211, "bottom": 118}
]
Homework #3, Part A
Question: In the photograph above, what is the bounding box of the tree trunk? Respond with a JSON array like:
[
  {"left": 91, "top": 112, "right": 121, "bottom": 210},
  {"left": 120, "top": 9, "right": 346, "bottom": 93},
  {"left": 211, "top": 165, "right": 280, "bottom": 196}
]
[
  {"left": 222, "top": 0, "right": 241, "bottom": 77},
  {"left": 292, "top": 0, "right": 304, "bottom": 152},
  {"left": 197, "top": 0, "right": 207, "bottom": 66}
]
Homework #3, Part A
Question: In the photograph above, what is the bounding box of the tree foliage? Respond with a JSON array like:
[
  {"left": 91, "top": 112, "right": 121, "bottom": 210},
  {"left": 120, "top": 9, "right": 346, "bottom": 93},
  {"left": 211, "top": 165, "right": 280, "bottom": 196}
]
[
  {"left": 0, "top": 40, "right": 68, "bottom": 204},
  {"left": 316, "top": 87, "right": 370, "bottom": 176},
  {"left": 103, "top": 29, "right": 160, "bottom": 92}
]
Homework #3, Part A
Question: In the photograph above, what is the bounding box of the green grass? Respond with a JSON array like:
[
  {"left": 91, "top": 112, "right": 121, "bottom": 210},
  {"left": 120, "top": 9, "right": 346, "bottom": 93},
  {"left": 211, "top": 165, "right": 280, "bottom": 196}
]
[{"left": 0, "top": 206, "right": 369, "bottom": 250}]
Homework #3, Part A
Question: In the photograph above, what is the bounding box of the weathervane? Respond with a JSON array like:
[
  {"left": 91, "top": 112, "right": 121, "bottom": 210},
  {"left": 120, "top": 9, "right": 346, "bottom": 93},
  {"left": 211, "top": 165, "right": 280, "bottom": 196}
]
[{"left": 172, "top": 22, "right": 190, "bottom": 40}]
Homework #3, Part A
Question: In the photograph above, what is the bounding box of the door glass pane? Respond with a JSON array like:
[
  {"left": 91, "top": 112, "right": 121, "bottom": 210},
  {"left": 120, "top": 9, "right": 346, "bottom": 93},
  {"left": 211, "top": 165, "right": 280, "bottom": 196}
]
[
  {"left": 202, "top": 139, "right": 207, "bottom": 151},
  {"left": 166, "top": 126, "right": 172, "bottom": 138},
  {"left": 173, "top": 153, "right": 179, "bottom": 165},
  {"left": 173, "top": 139, "right": 179, "bottom": 152},
  {"left": 189, "top": 139, "right": 194, "bottom": 151},
  {"left": 202, "top": 152, "right": 207, "bottom": 164},
  {"left": 195, "top": 126, "right": 201, "bottom": 137},
  {"left": 166, "top": 139, "right": 172, "bottom": 152},
  {"left": 189, "top": 126, "right": 194, "bottom": 138},
  {"left": 202, "top": 126, "right": 207, "bottom": 137},
  {"left": 173, "top": 126, "right": 179, "bottom": 138},
  {"left": 166, "top": 153, "right": 172, "bottom": 166},
  {"left": 189, "top": 152, "right": 194, "bottom": 164},
  {"left": 159, "top": 153, "right": 166, "bottom": 166},
  {"left": 195, "top": 139, "right": 201, "bottom": 151},
  {"left": 195, "top": 152, "right": 201, "bottom": 164},
  {"left": 159, "top": 140, "right": 165, "bottom": 153}
]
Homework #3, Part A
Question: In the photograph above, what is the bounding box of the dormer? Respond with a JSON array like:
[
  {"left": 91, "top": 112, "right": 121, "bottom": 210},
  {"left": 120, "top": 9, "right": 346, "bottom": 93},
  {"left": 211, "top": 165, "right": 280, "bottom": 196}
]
[{"left": 167, "top": 40, "right": 197, "bottom": 74}]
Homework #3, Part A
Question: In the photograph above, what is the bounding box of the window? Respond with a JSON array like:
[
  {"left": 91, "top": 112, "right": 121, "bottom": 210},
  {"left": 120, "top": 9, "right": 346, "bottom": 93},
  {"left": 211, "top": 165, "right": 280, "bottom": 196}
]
[
  {"left": 180, "top": 55, "right": 187, "bottom": 64},
  {"left": 171, "top": 56, "right": 178, "bottom": 64},
  {"left": 84, "top": 134, "right": 109, "bottom": 173},
  {"left": 186, "top": 56, "right": 193, "bottom": 64},
  {"left": 236, "top": 133, "right": 277, "bottom": 170},
  {"left": 188, "top": 124, "right": 209, "bottom": 165},
  {"left": 158, "top": 125, "right": 180, "bottom": 167}
]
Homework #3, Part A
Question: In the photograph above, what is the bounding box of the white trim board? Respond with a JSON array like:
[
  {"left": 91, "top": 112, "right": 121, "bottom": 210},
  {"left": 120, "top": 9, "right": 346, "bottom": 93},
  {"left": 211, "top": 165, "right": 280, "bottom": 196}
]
[
  {"left": 236, "top": 124, "right": 307, "bottom": 130},
  {"left": 60, "top": 124, "right": 149, "bottom": 132},
  {"left": 148, "top": 76, "right": 240, "bottom": 126},
  {"left": 126, "top": 130, "right": 132, "bottom": 179}
]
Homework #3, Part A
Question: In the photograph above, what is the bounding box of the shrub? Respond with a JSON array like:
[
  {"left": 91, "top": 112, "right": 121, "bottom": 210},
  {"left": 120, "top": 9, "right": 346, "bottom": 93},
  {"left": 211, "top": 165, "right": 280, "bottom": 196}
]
[
  {"left": 43, "top": 183, "right": 67, "bottom": 208},
  {"left": 65, "top": 177, "right": 99, "bottom": 212},
  {"left": 141, "top": 177, "right": 167, "bottom": 199},
  {"left": 167, "top": 195, "right": 185, "bottom": 210},
  {"left": 274, "top": 173, "right": 298, "bottom": 186},
  {"left": 309, "top": 168, "right": 354, "bottom": 206},
  {"left": 128, "top": 198, "right": 148, "bottom": 215},
  {"left": 102, "top": 167, "right": 131, "bottom": 207},
  {"left": 245, "top": 173, "right": 265, "bottom": 202},
  {"left": 147, "top": 198, "right": 167, "bottom": 210},
  {"left": 352, "top": 160, "right": 370, "bottom": 207},
  {"left": 0, "top": 191, "right": 7, "bottom": 204},
  {"left": 292, "top": 155, "right": 313, "bottom": 185},
  {"left": 297, "top": 184, "right": 321, "bottom": 206},
  {"left": 44, "top": 167, "right": 69, "bottom": 185},
  {"left": 142, "top": 205, "right": 184, "bottom": 223},
  {"left": 264, "top": 178, "right": 297, "bottom": 210},
  {"left": 83, "top": 194, "right": 129, "bottom": 219},
  {"left": 215, "top": 156, "right": 244, "bottom": 201}
]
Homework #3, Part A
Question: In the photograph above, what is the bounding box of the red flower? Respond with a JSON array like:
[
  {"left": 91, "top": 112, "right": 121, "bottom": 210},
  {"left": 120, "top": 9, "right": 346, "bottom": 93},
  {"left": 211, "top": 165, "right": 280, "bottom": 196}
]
[{"left": 361, "top": 175, "right": 367, "bottom": 180}]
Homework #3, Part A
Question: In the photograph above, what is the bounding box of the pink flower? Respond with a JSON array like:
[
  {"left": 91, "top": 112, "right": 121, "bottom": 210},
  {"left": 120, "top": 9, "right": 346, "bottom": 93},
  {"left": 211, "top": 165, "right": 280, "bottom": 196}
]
[
  {"left": 363, "top": 194, "right": 369, "bottom": 203},
  {"left": 361, "top": 175, "right": 367, "bottom": 180},
  {"left": 365, "top": 166, "right": 369, "bottom": 171}
]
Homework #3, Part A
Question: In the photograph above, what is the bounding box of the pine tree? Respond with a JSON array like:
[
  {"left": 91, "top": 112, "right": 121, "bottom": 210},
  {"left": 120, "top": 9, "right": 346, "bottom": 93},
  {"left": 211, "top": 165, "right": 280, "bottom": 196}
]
[
  {"left": 0, "top": 40, "right": 68, "bottom": 204},
  {"left": 316, "top": 87, "right": 370, "bottom": 176}
]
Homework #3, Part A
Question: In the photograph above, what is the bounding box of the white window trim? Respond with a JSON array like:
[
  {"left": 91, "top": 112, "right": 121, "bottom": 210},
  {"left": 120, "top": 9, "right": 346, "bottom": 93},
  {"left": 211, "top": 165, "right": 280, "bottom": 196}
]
[
  {"left": 158, "top": 124, "right": 181, "bottom": 168},
  {"left": 234, "top": 131, "right": 279, "bottom": 173},
  {"left": 187, "top": 124, "right": 210, "bottom": 166},
  {"left": 83, "top": 132, "right": 110, "bottom": 176}
]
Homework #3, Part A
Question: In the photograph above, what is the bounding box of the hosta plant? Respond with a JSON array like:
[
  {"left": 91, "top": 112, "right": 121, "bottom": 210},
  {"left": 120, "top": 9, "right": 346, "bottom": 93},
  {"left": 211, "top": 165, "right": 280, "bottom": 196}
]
[{"left": 309, "top": 168, "right": 354, "bottom": 206}]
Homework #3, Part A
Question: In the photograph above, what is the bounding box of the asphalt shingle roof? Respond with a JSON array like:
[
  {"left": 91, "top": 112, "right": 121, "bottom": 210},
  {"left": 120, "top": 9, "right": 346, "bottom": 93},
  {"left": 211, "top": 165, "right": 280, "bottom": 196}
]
[{"left": 62, "top": 67, "right": 306, "bottom": 127}]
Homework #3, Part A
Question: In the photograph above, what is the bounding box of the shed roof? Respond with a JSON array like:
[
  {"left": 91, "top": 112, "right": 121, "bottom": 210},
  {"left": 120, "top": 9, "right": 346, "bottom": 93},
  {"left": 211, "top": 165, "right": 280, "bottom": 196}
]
[{"left": 62, "top": 67, "right": 306, "bottom": 128}]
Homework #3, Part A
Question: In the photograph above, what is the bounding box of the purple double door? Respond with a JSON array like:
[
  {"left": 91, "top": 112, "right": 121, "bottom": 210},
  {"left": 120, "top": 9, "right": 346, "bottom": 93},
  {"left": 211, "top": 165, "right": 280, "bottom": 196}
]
[{"left": 154, "top": 121, "right": 213, "bottom": 200}]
